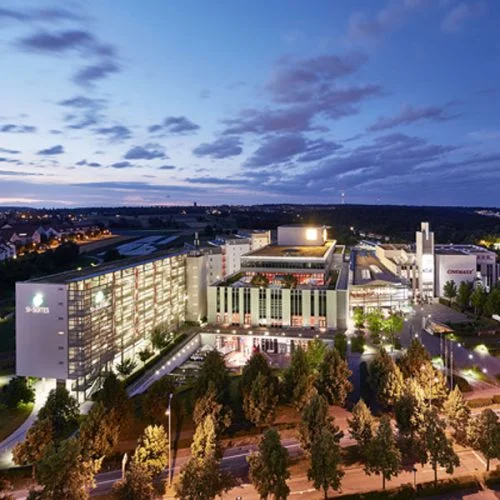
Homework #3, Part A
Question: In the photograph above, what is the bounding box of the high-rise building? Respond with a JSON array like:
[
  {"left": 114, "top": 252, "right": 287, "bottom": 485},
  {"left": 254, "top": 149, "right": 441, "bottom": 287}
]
[{"left": 416, "top": 222, "right": 435, "bottom": 300}]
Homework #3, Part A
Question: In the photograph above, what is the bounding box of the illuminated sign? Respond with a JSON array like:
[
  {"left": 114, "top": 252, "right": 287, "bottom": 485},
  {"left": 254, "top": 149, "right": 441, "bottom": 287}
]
[
  {"left": 25, "top": 293, "right": 50, "bottom": 314},
  {"left": 306, "top": 228, "right": 318, "bottom": 241},
  {"left": 447, "top": 269, "right": 474, "bottom": 275},
  {"left": 91, "top": 290, "right": 110, "bottom": 312}
]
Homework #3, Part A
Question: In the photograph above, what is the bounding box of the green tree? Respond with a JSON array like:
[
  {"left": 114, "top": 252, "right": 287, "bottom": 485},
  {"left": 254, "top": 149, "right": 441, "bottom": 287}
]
[
  {"left": 305, "top": 338, "right": 327, "bottom": 372},
  {"left": 142, "top": 376, "right": 176, "bottom": 424},
  {"left": 38, "top": 386, "right": 79, "bottom": 441},
  {"left": 248, "top": 428, "right": 290, "bottom": 500},
  {"left": 382, "top": 313, "right": 404, "bottom": 348},
  {"left": 467, "top": 408, "right": 500, "bottom": 471},
  {"left": 443, "top": 280, "right": 457, "bottom": 305},
  {"left": 353, "top": 307, "right": 365, "bottom": 329},
  {"left": 112, "top": 461, "right": 154, "bottom": 500},
  {"left": 334, "top": 333, "right": 348, "bottom": 359},
  {"left": 12, "top": 418, "right": 53, "bottom": 478},
  {"left": 151, "top": 324, "right": 169, "bottom": 350},
  {"left": 369, "top": 349, "right": 403, "bottom": 409},
  {"left": 416, "top": 362, "right": 448, "bottom": 408},
  {"left": 240, "top": 352, "right": 273, "bottom": 396},
  {"left": 485, "top": 287, "right": 500, "bottom": 316},
  {"left": 97, "top": 372, "right": 132, "bottom": 429},
  {"left": 116, "top": 358, "right": 137, "bottom": 377},
  {"left": 347, "top": 400, "right": 375, "bottom": 453},
  {"left": 470, "top": 285, "right": 488, "bottom": 317},
  {"left": 364, "top": 416, "right": 401, "bottom": 490},
  {"left": 457, "top": 281, "right": 473, "bottom": 311},
  {"left": 308, "top": 427, "right": 344, "bottom": 499},
  {"left": 420, "top": 409, "right": 460, "bottom": 485},
  {"left": 365, "top": 309, "right": 384, "bottom": 336},
  {"left": 133, "top": 425, "right": 169, "bottom": 478},
  {"left": 1, "top": 376, "right": 35, "bottom": 408},
  {"left": 79, "top": 401, "right": 120, "bottom": 467},
  {"left": 299, "top": 394, "right": 342, "bottom": 454},
  {"left": 243, "top": 372, "right": 279, "bottom": 427},
  {"left": 394, "top": 379, "right": 427, "bottom": 459},
  {"left": 33, "top": 437, "right": 96, "bottom": 500},
  {"left": 284, "top": 345, "right": 311, "bottom": 408},
  {"left": 316, "top": 347, "right": 352, "bottom": 406},
  {"left": 399, "top": 339, "right": 431, "bottom": 379},
  {"left": 193, "top": 381, "right": 232, "bottom": 433},
  {"left": 194, "top": 350, "right": 230, "bottom": 402},
  {"left": 191, "top": 415, "right": 218, "bottom": 461},
  {"left": 443, "top": 386, "right": 471, "bottom": 445}
]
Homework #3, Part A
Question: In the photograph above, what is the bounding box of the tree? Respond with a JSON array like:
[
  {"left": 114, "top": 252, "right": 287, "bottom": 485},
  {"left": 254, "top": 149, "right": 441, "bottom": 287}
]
[
  {"left": 248, "top": 428, "right": 290, "bottom": 500},
  {"left": 382, "top": 313, "right": 404, "bottom": 348},
  {"left": 151, "top": 324, "right": 169, "bottom": 350},
  {"left": 316, "top": 347, "right": 352, "bottom": 406},
  {"left": 38, "top": 386, "right": 79, "bottom": 441},
  {"left": 142, "top": 376, "right": 176, "bottom": 424},
  {"left": 308, "top": 427, "right": 344, "bottom": 499},
  {"left": 305, "top": 338, "right": 327, "bottom": 372},
  {"left": 12, "top": 418, "right": 53, "bottom": 478},
  {"left": 191, "top": 415, "right": 218, "bottom": 461},
  {"left": 365, "top": 309, "right": 384, "bottom": 336},
  {"left": 399, "top": 339, "right": 431, "bottom": 379},
  {"left": 353, "top": 307, "right": 365, "bottom": 329},
  {"left": 467, "top": 409, "right": 500, "bottom": 471},
  {"left": 364, "top": 416, "right": 402, "bottom": 490},
  {"left": 485, "top": 287, "right": 500, "bottom": 316},
  {"left": 416, "top": 362, "right": 448, "bottom": 408},
  {"left": 347, "top": 400, "right": 375, "bottom": 453},
  {"left": 194, "top": 350, "right": 230, "bottom": 402},
  {"left": 112, "top": 461, "right": 154, "bottom": 500},
  {"left": 299, "top": 394, "right": 342, "bottom": 454},
  {"left": 394, "top": 379, "right": 427, "bottom": 459},
  {"left": 333, "top": 333, "right": 348, "bottom": 359},
  {"left": 457, "top": 281, "right": 473, "bottom": 311},
  {"left": 138, "top": 348, "right": 153, "bottom": 366},
  {"left": 470, "top": 285, "right": 488, "bottom": 317},
  {"left": 443, "top": 386, "right": 471, "bottom": 445},
  {"left": 369, "top": 349, "right": 403, "bottom": 409},
  {"left": 133, "top": 425, "right": 169, "bottom": 478},
  {"left": 243, "top": 372, "right": 279, "bottom": 427},
  {"left": 79, "top": 401, "right": 120, "bottom": 467},
  {"left": 97, "top": 372, "right": 132, "bottom": 429},
  {"left": 175, "top": 454, "right": 235, "bottom": 500},
  {"left": 443, "top": 280, "right": 457, "bottom": 305},
  {"left": 116, "top": 358, "right": 137, "bottom": 377},
  {"left": 420, "top": 409, "right": 459, "bottom": 485},
  {"left": 240, "top": 352, "right": 272, "bottom": 396},
  {"left": 0, "top": 478, "right": 13, "bottom": 500},
  {"left": 1, "top": 376, "right": 35, "bottom": 408},
  {"left": 283, "top": 345, "right": 310, "bottom": 407},
  {"left": 193, "top": 381, "right": 232, "bottom": 433},
  {"left": 33, "top": 437, "right": 96, "bottom": 500}
]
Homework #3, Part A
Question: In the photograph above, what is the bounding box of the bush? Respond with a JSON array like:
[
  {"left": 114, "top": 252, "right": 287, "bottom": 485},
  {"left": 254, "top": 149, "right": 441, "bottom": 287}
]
[
  {"left": 415, "top": 475, "right": 480, "bottom": 497},
  {"left": 467, "top": 397, "right": 493, "bottom": 408},
  {"left": 351, "top": 334, "right": 365, "bottom": 354}
]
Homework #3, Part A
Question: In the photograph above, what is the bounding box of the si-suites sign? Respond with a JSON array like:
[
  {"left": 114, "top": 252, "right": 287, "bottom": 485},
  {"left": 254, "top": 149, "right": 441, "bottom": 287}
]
[{"left": 25, "top": 293, "right": 50, "bottom": 314}]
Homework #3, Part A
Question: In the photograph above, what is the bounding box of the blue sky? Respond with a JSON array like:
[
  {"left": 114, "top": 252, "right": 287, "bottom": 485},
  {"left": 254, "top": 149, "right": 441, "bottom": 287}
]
[{"left": 0, "top": 0, "right": 499, "bottom": 207}]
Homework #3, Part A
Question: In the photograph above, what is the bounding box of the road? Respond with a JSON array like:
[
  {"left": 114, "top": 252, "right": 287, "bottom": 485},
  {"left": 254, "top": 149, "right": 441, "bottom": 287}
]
[{"left": 0, "top": 378, "right": 55, "bottom": 469}]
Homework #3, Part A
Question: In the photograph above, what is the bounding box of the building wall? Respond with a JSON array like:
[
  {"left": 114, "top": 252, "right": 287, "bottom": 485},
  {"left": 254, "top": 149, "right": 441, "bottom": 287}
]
[
  {"left": 416, "top": 222, "right": 435, "bottom": 300},
  {"left": 435, "top": 254, "right": 476, "bottom": 297},
  {"left": 250, "top": 231, "right": 271, "bottom": 251},
  {"left": 224, "top": 240, "right": 251, "bottom": 276},
  {"left": 186, "top": 254, "right": 207, "bottom": 322},
  {"left": 16, "top": 283, "right": 69, "bottom": 380},
  {"left": 277, "top": 226, "right": 326, "bottom": 246}
]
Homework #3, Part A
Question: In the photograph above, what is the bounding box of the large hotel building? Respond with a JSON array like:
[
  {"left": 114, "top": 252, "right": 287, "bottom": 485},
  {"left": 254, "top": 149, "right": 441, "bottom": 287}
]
[{"left": 15, "top": 222, "right": 498, "bottom": 399}]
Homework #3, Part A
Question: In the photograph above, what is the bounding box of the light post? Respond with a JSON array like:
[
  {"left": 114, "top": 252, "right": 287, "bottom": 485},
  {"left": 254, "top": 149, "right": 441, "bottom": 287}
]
[
  {"left": 166, "top": 393, "right": 173, "bottom": 488},
  {"left": 412, "top": 466, "right": 417, "bottom": 487},
  {"left": 121, "top": 452, "right": 128, "bottom": 480}
]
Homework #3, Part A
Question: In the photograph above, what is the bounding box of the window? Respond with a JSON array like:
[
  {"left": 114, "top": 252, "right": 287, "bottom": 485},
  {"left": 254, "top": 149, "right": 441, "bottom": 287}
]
[
  {"left": 310, "top": 292, "right": 315, "bottom": 317},
  {"left": 270, "top": 289, "right": 282, "bottom": 320},
  {"left": 216, "top": 288, "right": 221, "bottom": 313},
  {"left": 319, "top": 291, "right": 327, "bottom": 317},
  {"left": 224, "top": 288, "right": 228, "bottom": 313},
  {"left": 232, "top": 288, "right": 239, "bottom": 313},
  {"left": 291, "top": 290, "right": 302, "bottom": 316},
  {"left": 243, "top": 288, "right": 251, "bottom": 314},
  {"left": 259, "top": 289, "right": 266, "bottom": 319}
]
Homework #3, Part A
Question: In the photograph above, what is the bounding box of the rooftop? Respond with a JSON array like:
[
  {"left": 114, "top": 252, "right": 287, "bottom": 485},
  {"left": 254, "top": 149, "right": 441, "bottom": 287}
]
[
  {"left": 28, "top": 248, "right": 187, "bottom": 284},
  {"left": 352, "top": 252, "right": 406, "bottom": 286},
  {"left": 244, "top": 240, "right": 334, "bottom": 259}
]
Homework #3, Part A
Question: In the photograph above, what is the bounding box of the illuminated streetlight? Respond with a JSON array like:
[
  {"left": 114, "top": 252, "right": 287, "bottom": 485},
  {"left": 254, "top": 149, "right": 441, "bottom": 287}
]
[{"left": 165, "top": 393, "right": 174, "bottom": 488}]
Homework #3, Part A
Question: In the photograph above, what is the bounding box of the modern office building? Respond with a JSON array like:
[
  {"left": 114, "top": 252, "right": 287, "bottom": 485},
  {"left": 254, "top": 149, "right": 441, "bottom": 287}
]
[
  {"left": 223, "top": 238, "right": 251, "bottom": 277},
  {"left": 207, "top": 225, "right": 349, "bottom": 330},
  {"left": 16, "top": 250, "right": 190, "bottom": 400}
]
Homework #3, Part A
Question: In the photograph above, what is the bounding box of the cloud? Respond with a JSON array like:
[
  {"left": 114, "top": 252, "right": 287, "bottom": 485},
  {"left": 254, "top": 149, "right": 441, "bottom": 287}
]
[
  {"left": 58, "top": 95, "right": 106, "bottom": 129},
  {"left": 95, "top": 125, "right": 132, "bottom": 142},
  {"left": 467, "top": 129, "right": 500, "bottom": 141},
  {"left": 0, "top": 124, "right": 36, "bottom": 133},
  {"left": 159, "top": 165, "right": 176, "bottom": 170},
  {"left": 193, "top": 136, "right": 243, "bottom": 159},
  {"left": 124, "top": 144, "right": 166, "bottom": 160},
  {"left": 368, "top": 104, "right": 458, "bottom": 131},
  {"left": 0, "top": 170, "right": 42, "bottom": 177},
  {"left": 442, "top": 1, "right": 486, "bottom": 33},
  {"left": 148, "top": 116, "right": 200, "bottom": 135},
  {"left": 0, "top": 147, "right": 20, "bottom": 154},
  {"left": 111, "top": 161, "right": 135, "bottom": 169},
  {"left": 185, "top": 176, "right": 244, "bottom": 185},
  {"left": 70, "top": 181, "right": 204, "bottom": 194},
  {"left": 0, "top": 6, "right": 84, "bottom": 23},
  {"left": 245, "top": 134, "right": 342, "bottom": 168},
  {"left": 37, "top": 145, "right": 64, "bottom": 155},
  {"left": 18, "top": 30, "right": 94, "bottom": 52},
  {"left": 74, "top": 60, "right": 120, "bottom": 87},
  {"left": 0, "top": 157, "right": 19, "bottom": 164},
  {"left": 76, "top": 159, "right": 102, "bottom": 167}
]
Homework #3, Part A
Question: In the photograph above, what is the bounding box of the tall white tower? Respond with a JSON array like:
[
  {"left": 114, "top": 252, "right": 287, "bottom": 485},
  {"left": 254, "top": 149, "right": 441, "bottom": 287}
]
[{"left": 416, "top": 222, "right": 435, "bottom": 301}]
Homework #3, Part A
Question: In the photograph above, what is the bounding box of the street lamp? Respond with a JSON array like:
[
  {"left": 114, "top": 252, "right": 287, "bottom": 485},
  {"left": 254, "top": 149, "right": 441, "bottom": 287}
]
[
  {"left": 412, "top": 466, "right": 417, "bottom": 487},
  {"left": 165, "top": 393, "right": 173, "bottom": 487}
]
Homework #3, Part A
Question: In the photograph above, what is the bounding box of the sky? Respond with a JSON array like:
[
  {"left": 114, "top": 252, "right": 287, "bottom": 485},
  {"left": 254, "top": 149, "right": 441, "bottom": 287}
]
[{"left": 0, "top": 0, "right": 499, "bottom": 208}]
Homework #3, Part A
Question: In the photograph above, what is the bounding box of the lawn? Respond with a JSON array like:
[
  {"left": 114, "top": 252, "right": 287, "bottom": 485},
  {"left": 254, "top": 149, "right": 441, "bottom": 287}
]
[{"left": 0, "top": 403, "right": 33, "bottom": 442}]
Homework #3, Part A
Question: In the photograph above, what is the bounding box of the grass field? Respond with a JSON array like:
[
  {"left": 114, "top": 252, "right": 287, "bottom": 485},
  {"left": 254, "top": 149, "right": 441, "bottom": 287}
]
[{"left": 0, "top": 402, "right": 33, "bottom": 442}]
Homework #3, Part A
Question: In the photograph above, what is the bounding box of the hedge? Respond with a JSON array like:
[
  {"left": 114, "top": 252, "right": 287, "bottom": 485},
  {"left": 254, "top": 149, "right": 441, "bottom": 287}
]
[{"left": 467, "top": 397, "right": 493, "bottom": 408}]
